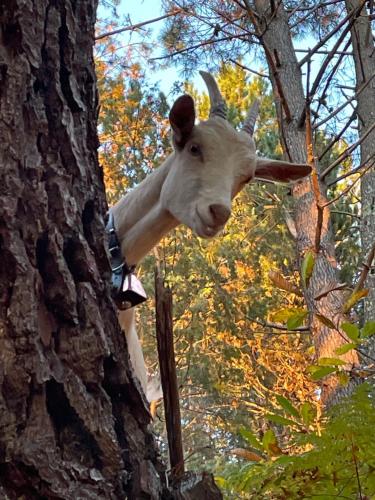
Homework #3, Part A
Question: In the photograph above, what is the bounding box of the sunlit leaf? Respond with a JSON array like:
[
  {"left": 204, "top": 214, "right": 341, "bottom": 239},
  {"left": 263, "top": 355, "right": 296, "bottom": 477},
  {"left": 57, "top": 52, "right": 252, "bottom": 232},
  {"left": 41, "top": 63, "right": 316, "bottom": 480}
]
[
  {"left": 361, "top": 320, "right": 375, "bottom": 338},
  {"left": 275, "top": 395, "right": 300, "bottom": 418},
  {"left": 287, "top": 311, "right": 308, "bottom": 330},
  {"left": 315, "top": 313, "right": 336, "bottom": 329},
  {"left": 341, "top": 322, "right": 359, "bottom": 341},
  {"left": 301, "top": 250, "right": 315, "bottom": 287},
  {"left": 271, "top": 307, "right": 307, "bottom": 323},
  {"left": 343, "top": 289, "right": 369, "bottom": 313},
  {"left": 310, "top": 366, "right": 337, "bottom": 380},
  {"left": 335, "top": 343, "right": 357, "bottom": 355},
  {"left": 318, "top": 357, "right": 347, "bottom": 366},
  {"left": 228, "top": 448, "right": 263, "bottom": 462},
  {"left": 300, "top": 402, "right": 315, "bottom": 425},
  {"left": 262, "top": 429, "right": 282, "bottom": 456},
  {"left": 239, "top": 429, "right": 264, "bottom": 452},
  {"left": 265, "top": 413, "right": 297, "bottom": 427}
]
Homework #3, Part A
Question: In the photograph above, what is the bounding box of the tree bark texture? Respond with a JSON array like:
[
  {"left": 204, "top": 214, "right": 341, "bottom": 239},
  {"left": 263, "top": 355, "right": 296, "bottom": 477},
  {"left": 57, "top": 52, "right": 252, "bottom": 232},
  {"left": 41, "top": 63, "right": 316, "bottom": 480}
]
[
  {"left": 0, "top": 1, "right": 168, "bottom": 497},
  {"left": 344, "top": 0, "right": 375, "bottom": 329},
  {"left": 252, "top": 0, "right": 359, "bottom": 405}
]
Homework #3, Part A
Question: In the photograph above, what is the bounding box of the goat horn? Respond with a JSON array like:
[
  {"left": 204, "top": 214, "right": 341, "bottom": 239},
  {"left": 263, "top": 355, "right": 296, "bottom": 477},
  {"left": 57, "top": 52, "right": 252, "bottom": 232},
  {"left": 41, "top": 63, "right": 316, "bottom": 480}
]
[
  {"left": 243, "top": 99, "right": 260, "bottom": 136},
  {"left": 199, "top": 71, "right": 228, "bottom": 120}
]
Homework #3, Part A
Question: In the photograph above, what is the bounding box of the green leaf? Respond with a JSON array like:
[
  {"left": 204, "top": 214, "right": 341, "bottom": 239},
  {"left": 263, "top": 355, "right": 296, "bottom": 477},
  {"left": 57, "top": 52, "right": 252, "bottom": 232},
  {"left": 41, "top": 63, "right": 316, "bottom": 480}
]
[
  {"left": 265, "top": 413, "right": 297, "bottom": 427},
  {"left": 343, "top": 289, "right": 369, "bottom": 313},
  {"left": 286, "top": 311, "right": 308, "bottom": 330},
  {"left": 341, "top": 322, "right": 359, "bottom": 341},
  {"left": 262, "top": 429, "right": 277, "bottom": 450},
  {"left": 301, "top": 251, "right": 315, "bottom": 287},
  {"left": 315, "top": 313, "right": 336, "bottom": 329},
  {"left": 361, "top": 320, "right": 375, "bottom": 338},
  {"left": 310, "top": 366, "right": 337, "bottom": 380},
  {"left": 275, "top": 395, "right": 300, "bottom": 419},
  {"left": 239, "top": 429, "right": 264, "bottom": 452},
  {"left": 318, "top": 357, "right": 347, "bottom": 366},
  {"left": 335, "top": 343, "right": 357, "bottom": 355},
  {"left": 300, "top": 402, "right": 315, "bottom": 425},
  {"left": 271, "top": 307, "right": 307, "bottom": 323}
]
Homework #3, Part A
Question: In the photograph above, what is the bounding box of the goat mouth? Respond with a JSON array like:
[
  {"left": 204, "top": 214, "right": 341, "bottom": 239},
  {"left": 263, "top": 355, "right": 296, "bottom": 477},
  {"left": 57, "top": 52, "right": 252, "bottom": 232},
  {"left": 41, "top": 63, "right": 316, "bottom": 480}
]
[{"left": 195, "top": 210, "right": 221, "bottom": 238}]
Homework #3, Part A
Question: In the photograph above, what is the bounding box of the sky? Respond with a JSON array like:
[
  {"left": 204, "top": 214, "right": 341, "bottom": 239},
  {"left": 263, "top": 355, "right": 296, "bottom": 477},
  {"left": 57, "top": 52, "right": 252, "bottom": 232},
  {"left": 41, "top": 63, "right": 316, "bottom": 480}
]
[
  {"left": 97, "top": 0, "right": 188, "bottom": 94},
  {"left": 96, "top": 0, "right": 356, "bottom": 131}
]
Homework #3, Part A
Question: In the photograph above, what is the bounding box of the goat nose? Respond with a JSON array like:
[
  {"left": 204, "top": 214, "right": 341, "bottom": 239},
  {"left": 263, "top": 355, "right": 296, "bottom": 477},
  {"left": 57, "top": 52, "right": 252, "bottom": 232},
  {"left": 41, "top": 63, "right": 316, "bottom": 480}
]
[{"left": 209, "top": 204, "right": 231, "bottom": 225}]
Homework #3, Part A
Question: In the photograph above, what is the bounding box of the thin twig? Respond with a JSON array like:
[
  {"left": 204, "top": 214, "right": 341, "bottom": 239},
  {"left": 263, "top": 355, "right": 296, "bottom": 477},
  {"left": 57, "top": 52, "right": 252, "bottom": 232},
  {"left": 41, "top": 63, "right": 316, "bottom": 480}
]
[
  {"left": 250, "top": 318, "right": 309, "bottom": 332},
  {"left": 149, "top": 33, "right": 250, "bottom": 61},
  {"left": 321, "top": 159, "right": 375, "bottom": 208},
  {"left": 327, "top": 152, "right": 375, "bottom": 187},
  {"left": 314, "top": 71, "right": 375, "bottom": 130},
  {"left": 310, "top": 36, "right": 353, "bottom": 104},
  {"left": 95, "top": 10, "right": 183, "bottom": 40},
  {"left": 229, "top": 58, "right": 269, "bottom": 79},
  {"left": 318, "top": 111, "right": 357, "bottom": 162},
  {"left": 353, "top": 242, "right": 375, "bottom": 294},
  {"left": 320, "top": 120, "right": 375, "bottom": 179},
  {"left": 298, "top": 0, "right": 367, "bottom": 67}
]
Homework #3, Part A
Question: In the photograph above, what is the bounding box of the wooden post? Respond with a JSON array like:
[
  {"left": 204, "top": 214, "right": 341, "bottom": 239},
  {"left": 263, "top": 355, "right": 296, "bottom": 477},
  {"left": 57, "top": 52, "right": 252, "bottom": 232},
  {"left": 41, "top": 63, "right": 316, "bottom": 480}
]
[{"left": 154, "top": 268, "right": 184, "bottom": 478}]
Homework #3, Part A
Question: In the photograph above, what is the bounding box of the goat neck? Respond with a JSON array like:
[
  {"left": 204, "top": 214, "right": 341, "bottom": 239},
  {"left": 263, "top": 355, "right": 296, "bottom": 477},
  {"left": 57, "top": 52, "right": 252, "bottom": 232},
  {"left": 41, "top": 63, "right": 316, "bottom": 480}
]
[{"left": 111, "top": 154, "right": 178, "bottom": 266}]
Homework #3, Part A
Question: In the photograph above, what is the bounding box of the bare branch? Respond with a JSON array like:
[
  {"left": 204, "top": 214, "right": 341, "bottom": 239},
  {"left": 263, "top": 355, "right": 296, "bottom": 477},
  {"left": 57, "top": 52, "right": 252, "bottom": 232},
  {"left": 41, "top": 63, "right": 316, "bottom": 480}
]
[
  {"left": 229, "top": 58, "right": 269, "bottom": 78},
  {"left": 298, "top": 0, "right": 367, "bottom": 67},
  {"left": 309, "top": 34, "right": 353, "bottom": 102},
  {"left": 149, "top": 33, "right": 251, "bottom": 61},
  {"left": 318, "top": 111, "right": 357, "bottom": 162},
  {"left": 320, "top": 120, "right": 375, "bottom": 179},
  {"left": 95, "top": 10, "right": 183, "bottom": 41},
  {"left": 321, "top": 158, "right": 375, "bottom": 208},
  {"left": 327, "top": 151, "right": 375, "bottom": 186},
  {"left": 353, "top": 242, "right": 375, "bottom": 294},
  {"left": 314, "top": 71, "right": 375, "bottom": 129}
]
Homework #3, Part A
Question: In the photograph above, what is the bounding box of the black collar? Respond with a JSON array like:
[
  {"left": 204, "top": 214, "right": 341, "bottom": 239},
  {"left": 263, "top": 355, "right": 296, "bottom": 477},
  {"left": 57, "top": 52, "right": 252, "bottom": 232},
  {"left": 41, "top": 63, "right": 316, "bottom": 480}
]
[{"left": 105, "top": 210, "right": 135, "bottom": 309}]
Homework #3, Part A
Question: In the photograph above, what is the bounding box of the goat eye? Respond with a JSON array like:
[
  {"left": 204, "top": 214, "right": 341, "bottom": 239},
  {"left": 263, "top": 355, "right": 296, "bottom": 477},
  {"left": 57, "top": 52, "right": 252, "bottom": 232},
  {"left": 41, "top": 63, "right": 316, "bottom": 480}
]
[{"left": 189, "top": 144, "right": 201, "bottom": 156}]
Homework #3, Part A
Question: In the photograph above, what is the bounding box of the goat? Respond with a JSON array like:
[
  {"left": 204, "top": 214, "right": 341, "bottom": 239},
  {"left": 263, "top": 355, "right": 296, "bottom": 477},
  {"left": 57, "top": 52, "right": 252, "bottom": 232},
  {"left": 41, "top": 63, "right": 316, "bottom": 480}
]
[{"left": 110, "top": 72, "right": 311, "bottom": 401}]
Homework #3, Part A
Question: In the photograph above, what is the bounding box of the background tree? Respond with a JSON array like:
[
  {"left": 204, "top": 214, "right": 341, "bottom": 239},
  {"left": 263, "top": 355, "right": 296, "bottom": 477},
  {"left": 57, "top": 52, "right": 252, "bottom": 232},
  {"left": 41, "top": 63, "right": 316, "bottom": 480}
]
[{"left": 344, "top": 0, "right": 375, "bottom": 336}]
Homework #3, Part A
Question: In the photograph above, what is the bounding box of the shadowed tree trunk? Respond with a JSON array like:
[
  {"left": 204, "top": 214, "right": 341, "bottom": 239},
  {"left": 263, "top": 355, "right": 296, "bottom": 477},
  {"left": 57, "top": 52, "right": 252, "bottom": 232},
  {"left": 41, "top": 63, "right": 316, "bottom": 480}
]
[
  {"left": 344, "top": 0, "right": 375, "bottom": 336},
  {"left": 0, "top": 1, "right": 222, "bottom": 498},
  {"left": 251, "top": 0, "right": 359, "bottom": 405}
]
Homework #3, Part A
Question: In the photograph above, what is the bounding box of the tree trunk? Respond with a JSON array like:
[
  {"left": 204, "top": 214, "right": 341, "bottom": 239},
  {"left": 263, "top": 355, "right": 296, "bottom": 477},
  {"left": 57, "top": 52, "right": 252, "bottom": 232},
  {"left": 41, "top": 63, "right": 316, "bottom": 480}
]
[
  {"left": 0, "top": 2, "right": 223, "bottom": 497},
  {"left": 344, "top": 0, "right": 375, "bottom": 333},
  {"left": 252, "top": 0, "right": 359, "bottom": 405},
  {"left": 0, "top": 0, "right": 168, "bottom": 497}
]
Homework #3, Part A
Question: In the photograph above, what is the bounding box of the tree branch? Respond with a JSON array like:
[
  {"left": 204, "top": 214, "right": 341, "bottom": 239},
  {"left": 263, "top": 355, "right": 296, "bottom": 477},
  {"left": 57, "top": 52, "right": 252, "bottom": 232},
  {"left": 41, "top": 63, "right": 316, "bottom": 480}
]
[
  {"left": 314, "top": 71, "right": 375, "bottom": 130},
  {"left": 320, "top": 120, "right": 375, "bottom": 179},
  {"left": 95, "top": 10, "right": 183, "bottom": 40},
  {"left": 298, "top": 0, "right": 367, "bottom": 67}
]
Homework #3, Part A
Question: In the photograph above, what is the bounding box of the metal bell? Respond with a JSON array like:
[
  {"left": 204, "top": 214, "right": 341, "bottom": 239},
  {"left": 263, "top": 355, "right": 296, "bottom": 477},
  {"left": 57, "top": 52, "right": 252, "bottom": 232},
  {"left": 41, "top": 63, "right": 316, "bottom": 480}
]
[{"left": 116, "top": 273, "right": 147, "bottom": 310}]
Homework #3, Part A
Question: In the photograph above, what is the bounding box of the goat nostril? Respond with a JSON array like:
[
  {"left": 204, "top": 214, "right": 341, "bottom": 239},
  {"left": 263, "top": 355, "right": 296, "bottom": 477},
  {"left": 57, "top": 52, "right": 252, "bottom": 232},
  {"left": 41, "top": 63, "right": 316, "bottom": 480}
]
[{"left": 209, "top": 204, "right": 231, "bottom": 225}]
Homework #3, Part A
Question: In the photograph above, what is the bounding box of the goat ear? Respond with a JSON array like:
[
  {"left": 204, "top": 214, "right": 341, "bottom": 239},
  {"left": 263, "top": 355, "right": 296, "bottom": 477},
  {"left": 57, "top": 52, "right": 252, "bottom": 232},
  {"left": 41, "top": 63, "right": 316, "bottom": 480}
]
[
  {"left": 169, "top": 95, "right": 195, "bottom": 149},
  {"left": 254, "top": 157, "right": 312, "bottom": 182}
]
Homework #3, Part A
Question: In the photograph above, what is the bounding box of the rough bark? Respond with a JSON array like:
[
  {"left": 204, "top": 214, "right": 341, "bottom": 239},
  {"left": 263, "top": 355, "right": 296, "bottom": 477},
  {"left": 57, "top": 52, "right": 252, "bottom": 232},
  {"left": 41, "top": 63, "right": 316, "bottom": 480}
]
[
  {"left": 0, "top": 2, "right": 224, "bottom": 499},
  {"left": 344, "top": 0, "right": 375, "bottom": 332},
  {"left": 252, "top": 0, "right": 359, "bottom": 405},
  {"left": 0, "top": 0, "right": 169, "bottom": 497}
]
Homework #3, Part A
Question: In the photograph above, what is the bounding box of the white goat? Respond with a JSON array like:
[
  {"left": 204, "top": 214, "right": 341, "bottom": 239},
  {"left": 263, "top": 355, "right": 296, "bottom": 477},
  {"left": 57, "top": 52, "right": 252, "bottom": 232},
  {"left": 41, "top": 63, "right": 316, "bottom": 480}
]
[{"left": 110, "top": 72, "right": 311, "bottom": 401}]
